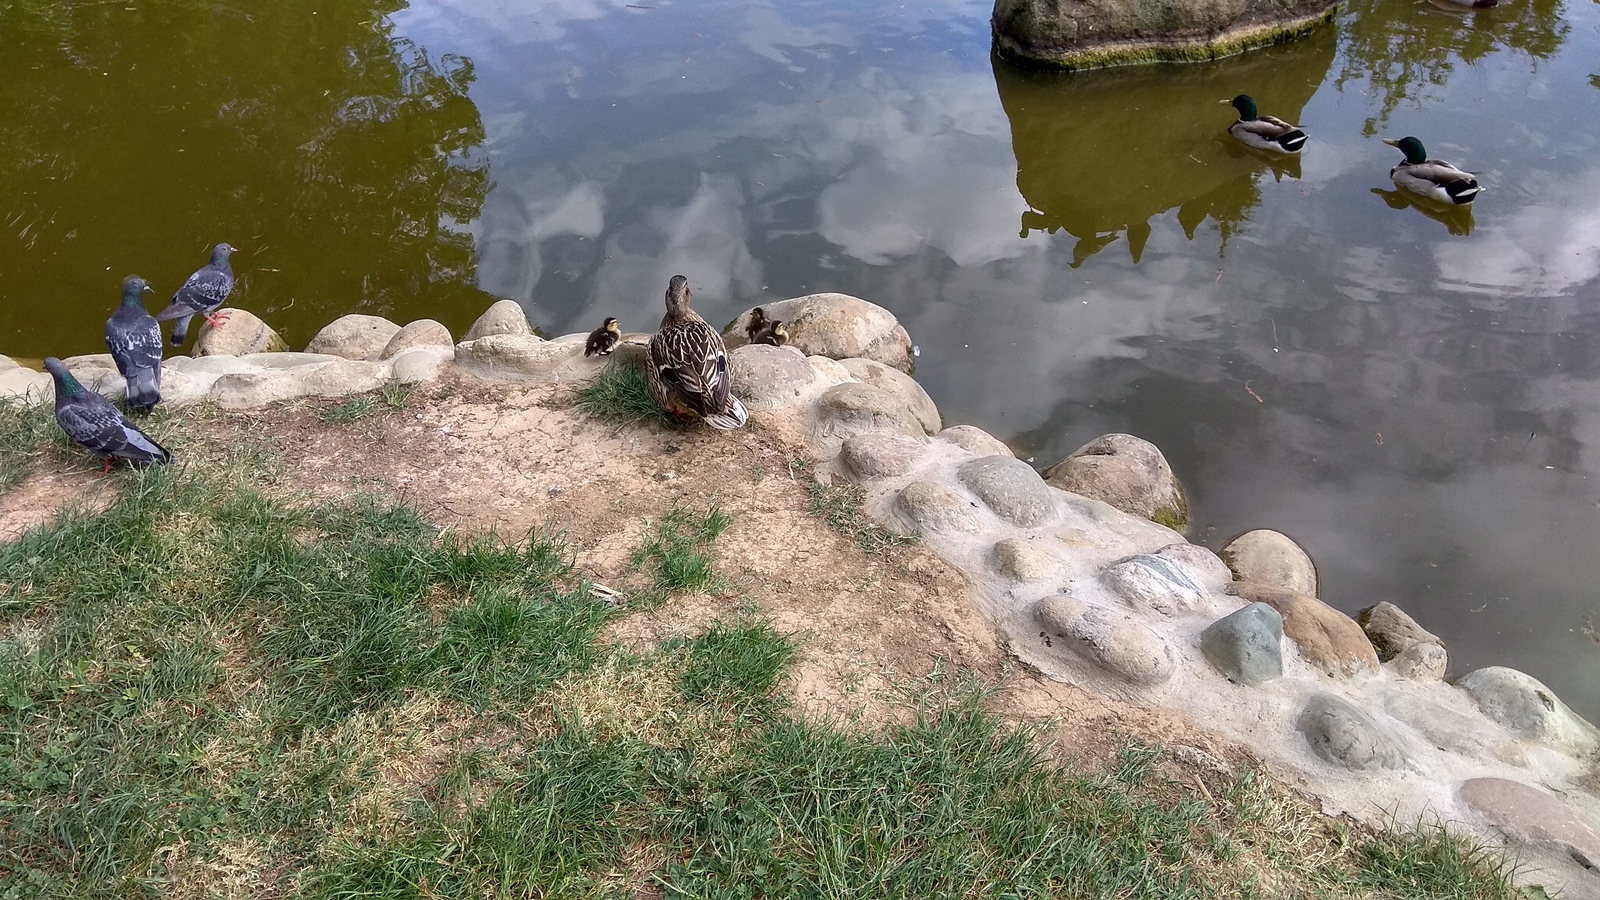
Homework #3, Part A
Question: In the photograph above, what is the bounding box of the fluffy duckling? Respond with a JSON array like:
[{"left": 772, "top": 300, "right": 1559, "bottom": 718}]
[
  {"left": 745, "top": 307, "right": 772, "bottom": 344},
  {"left": 1382, "top": 136, "right": 1482, "bottom": 206},
  {"left": 1220, "top": 95, "right": 1308, "bottom": 155},
  {"left": 754, "top": 318, "right": 789, "bottom": 347},
  {"left": 646, "top": 275, "right": 748, "bottom": 430},
  {"left": 584, "top": 316, "right": 621, "bottom": 356}
]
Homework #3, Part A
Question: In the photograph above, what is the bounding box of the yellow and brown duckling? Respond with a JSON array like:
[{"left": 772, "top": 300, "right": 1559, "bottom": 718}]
[
  {"left": 745, "top": 307, "right": 789, "bottom": 347},
  {"left": 584, "top": 316, "right": 621, "bottom": 356},
  {"left": 1382, "top": 136, "right": 1482, "bottom": 206},
  {"left": 646, "top": 275, "right": 748, "bottom": 430},
  {"left": 1220, "top": 95, "right": 1308, "bottom": 155}
]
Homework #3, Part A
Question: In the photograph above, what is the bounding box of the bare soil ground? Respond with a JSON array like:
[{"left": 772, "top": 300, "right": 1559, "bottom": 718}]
[{"left": 3, "top": 372, "right": 1248, "bottom": 773}]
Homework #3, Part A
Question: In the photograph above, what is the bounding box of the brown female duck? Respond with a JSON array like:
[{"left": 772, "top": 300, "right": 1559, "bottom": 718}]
[{"left": 647, "top": 275, "right": 748, "bottom": 429}]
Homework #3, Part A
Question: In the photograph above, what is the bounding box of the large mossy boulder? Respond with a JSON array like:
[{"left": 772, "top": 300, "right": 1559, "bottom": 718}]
[{"left": 992, "top": 0, "right": 1338, "bottom": 71}]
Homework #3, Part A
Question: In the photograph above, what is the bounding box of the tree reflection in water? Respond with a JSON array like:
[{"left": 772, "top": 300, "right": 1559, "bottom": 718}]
[
  {"left": 994, "top": 28, "right": 1335, "bottom": 268},
  {"left": 0, "top": 0, "right": 492, "bottom": 357},
  {"left": 1335, "top": 0, "right": 1568, "bottom": 130}
]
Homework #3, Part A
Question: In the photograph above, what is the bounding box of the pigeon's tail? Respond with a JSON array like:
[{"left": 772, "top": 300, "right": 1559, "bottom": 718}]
[
  {"left": 702, "top": 395, "right": 749, "bottom": 431},
  {"left": 125, "top": 367, "right": 161, "bottom": 414},
  {"left": 169, "top": 314, "right": 195, "bottom": 347},
  {"left": 115, "top": 425, "right": 171, "bottom": 466}
]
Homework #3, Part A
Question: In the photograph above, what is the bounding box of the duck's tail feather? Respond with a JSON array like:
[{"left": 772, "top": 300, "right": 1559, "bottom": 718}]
[{"left": 703, "top": 395, "right": 749, "bottom": 431}]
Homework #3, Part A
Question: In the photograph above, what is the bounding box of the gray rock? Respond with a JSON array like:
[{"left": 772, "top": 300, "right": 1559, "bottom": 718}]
[
  {"left": 724, "top": 293, "right": 913, "bottom": 372},
  {"left": 893, "top": 482, "right": 983, "bottom": 535},
  {"left": 838, "top": 358, "right": 940, "bottom": 435},
  {"left": 1201, "top": 603, "right": 1284, "bottom": 686},
  {"left": 1155, "top": 542, "right": 1234, "bottom": 591},
  {"left": 239, "top": 352, "right": 343, "bottom": 371},
  {"left": 60, "top": 353, "right": 118, "bottom": 372},
  {"left": 194, "top": 308, "right": 286, "bottom": 357},
  {"left": 296, "top": 358, "right": 388, "bottom": 398},
  {"left": 1297, "top": 694, "right": 1409, "bottom": 771},
  {"left": 1383, "top": 692, "right": 1527, "bottom": 766},
  {"left": 462, "top": 299, "right": 532, "bottom": 341},
  {"left": 992, "top": 0, "right": 1338, "bottom": 71},
  {"left": 1359, "top": 601, "right": 1443, "bottom": 661},
  {"left": 165, "top": 354, "right": 260, "bottom": 377},
  {"left": 729, "top": 344, "right": 824, "bottom": 408},
  {"left": 1100, "top": 554, "right": 1208, "bottom": 617},
  {"left": 814, "top": 382, "right": 924, "bottom": 440},
  {"left": 158, "top": 368, "right": 208, "bottom": 407},
  {"left": 956, "top": 456, "right": 1056, "bottom": 527},
  {"left": 381, "top": 319, "right": 453, "bottom": 359},
  {"left": 1044, "top": 433, "right": 1186, "bottom": 527},
  {"left": 994, "top": 537, "right": 1065, "bottom": 583},
  {"left": 839, "top": 432, "right": 926, "bottom": 480},
  {"left": 1219, "top": 529, "right": 1318, "bottom": 596},
  {"left": 1226, "top": 582, "right": 1378, "bottom": 677},
  {"left": 1390, "top": 641, "right": 1448, "bottom": 682},
  {"left": 390, "top": 348, "right": 451, "bottom": 385},
  {"left": 0, "top": 354, "right": 17, "bottom": 370},
  {"left": 807, "top": 355, "right": 853, "bottom": 384},
  {"left": 455, "top": 333, "right": 599, "bottom": 384},
  {"left": 304, "top": 314, "right": 401, "bottom": 361},
  {"left": 937, "top": 424, "right": 1013, "bottom": 458},
  {"left": 0, "top": 368, "right": 51, "bottom": 404},
  {"left": 1459, "top": 778, "right": 1600, "bottom": 869},
  {"left": 1037, "top": 595, "right": 1177, "bottom": 686},
  {"left": 209, "top": 372, "right": 310, "bottom": 409},
  {"left": 1456, "top": 667, "right": 1600, "bottom": 757}
]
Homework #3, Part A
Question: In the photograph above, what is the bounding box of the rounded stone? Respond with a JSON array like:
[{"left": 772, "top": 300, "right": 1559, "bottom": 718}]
[
  {"left": 1358, "top": 601, "right": 1444, "bottom": 663},
  {"left": 893, "top": 482, "right": 983, "bottom": 535},
  {"left": 1226, "top": 582, "right": 1378, "bottom": 677},
  {"left": 815, "top": 382, "right": 924, "bottom": 440},
  {"left": 955, "top": 456, "right": 1056, "bottom": 527},
  {"left": 1297, "top": 694, "right": 1408, "bottom": 771},
  {"left": 296, "top": 358, "right": 388, "bottom": 398},
  {"left": 994, "top": 537, "right": 1065, "bottom": 583},
  {"left": 192, "top": 308, "right": 286, "bottom": 357},
  {"left": 837, "top": 358, "right": 940, "bottom": 435},
  {"left": 1219, "top": 529, "right": 1318, "bottom": 597},
  {"left": 0, "top": 367, "right": 51, "bottom": 404},
  {"left": 1154, "top": 542, "right": 1234, "bottom": 591},
  {"left": 454, "top": 333, "right": 600, "bottom": 384},
  {"left": 1037, "top": 595, "right": 1177, "bottom": 686},
  {"left": 209, "top": 372, "right": 310, "bottom": 409},
  {"left": 1382, "top": 693, "right": 1527, "bottom": 766},
  {"left": 807, "top": 355, "right": 853, "bottom": 384},
  {"left": 390, "top": 348, "right": 451, "bottom": 385},
  {"left": 1459, "top": 778, "right": 1600, "bottom": 869},
  {"left": 1043, "top": 433, "right": 1186, "bottom": 527},
  {"left": 1455, "top": 667, "right": 1600, "bottom": 757},
  {"left": 729, "top": 344, "right": 824, "bottom": 408},
  {"left": 938, "top": 424, "right": 1013, "bottom": 458},
  {"left": 462, "top": 299, "right": 532, "bottom": 341},
  {"left": 839, "top": 432, "right": 926, "bottom": 480},
  {"left": 0, "top": 354, "right": 17, "bottom": 370},
  {"left": 1390, "top": 641, "right": 1448, "bottom": 682},
  {"left": 724, "top": 293, "right": 913, "bottom": 372},
  {"left": 1200, "top": 602, "right": 1284, "bottom": 686},
  {"left": 1099, "top": 554, "right": 1208, "bottom": 617},
  {"left": 304, "top": 314, "right": 402, "bottom": 361},
  {"left": 381, "top": 319, "right": 453, "bottom": 359}
]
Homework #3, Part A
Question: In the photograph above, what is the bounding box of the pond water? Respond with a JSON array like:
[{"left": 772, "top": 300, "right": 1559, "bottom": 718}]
[{"left": 4, "top": 0, "right": 1599, "bottom": 716}]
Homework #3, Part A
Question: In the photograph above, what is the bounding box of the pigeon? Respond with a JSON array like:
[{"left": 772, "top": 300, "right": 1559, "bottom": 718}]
[
  {"left": 105, "top": 275, "right": 163, "bottom": 413},
  {"left": 156, "top": 242, "right": 237, "bottom": 346},
  {"left": 585, "top": 316, "right": 621, "bottom": 356},
  {"left": 44, "top": 357, "right": 171, "bottom": 472}
]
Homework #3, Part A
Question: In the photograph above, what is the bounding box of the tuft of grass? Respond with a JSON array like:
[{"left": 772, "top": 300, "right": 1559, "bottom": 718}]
[
  {"left": 793, "top": 457, "right": 913, "bottom": 554},
  {"left": 575, "top": 360, "right": 679, "bottom": 429},
  {"left": 318, "top": 395, "right": 375, "bottom": 424},
  {"left": 1353, "top": 818, "right": 1523, "bottom": 899},
  {"left": 627, "top": 502, "right": 732, "bottom": 606},
  {"left": 0, "top": 399, "right": 60, "bottom": 489},
  {"left": 379, "top": 380, "right": 417, "bottom": 410},
  {"left": 665, "top": 617, "right": 797, "bottom": 715}
]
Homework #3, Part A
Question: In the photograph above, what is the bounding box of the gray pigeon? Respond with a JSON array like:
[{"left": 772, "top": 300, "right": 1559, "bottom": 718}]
[
  {"left": 155, "top": 242, "right": 237, "bottom": 346},
  {"left": 105, "top": 275, "right": 163, "bottom": 413},
  {"left": 44, "top": 357, "right": 171, "bottom": 471}
]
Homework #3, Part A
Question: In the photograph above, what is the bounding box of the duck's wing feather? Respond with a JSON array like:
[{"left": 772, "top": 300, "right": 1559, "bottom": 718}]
[
  {"left": 1413, "top": 159, "right": 1478, "bottom": 185},
  {"left": 651, "top": 318, "right": 732, "bottom": 416}
]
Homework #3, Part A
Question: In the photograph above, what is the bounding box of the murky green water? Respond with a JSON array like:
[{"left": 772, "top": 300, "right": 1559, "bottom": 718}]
[{"left": 5, "top": 0, "right": 1599, "bottom": 714}]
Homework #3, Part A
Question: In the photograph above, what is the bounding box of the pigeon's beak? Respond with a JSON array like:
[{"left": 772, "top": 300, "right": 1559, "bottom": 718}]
[{"left": 1381, "top": 138, "right": 1399, "bottom": 147}]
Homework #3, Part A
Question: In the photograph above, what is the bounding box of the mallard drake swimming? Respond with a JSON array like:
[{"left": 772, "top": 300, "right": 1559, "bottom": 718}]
[
  {"left": 746, "top": 308, "right": 789, "bottom": 347},
  {"left": 1382, "top": 137, "right": 1482, "bottom": 206},
  {"left": 584, "top": 316, "right": 620, "bottom": 356},
  {"left": 647, "top": 275, "right": 748, "bottom": 430},
  {"left": 1220, "top": 95, "right": 1307, "bottom": 154}
]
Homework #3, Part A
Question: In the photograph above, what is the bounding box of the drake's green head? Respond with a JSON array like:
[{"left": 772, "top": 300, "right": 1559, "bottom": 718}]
[
  {"left": 1383, "top": 136, "right": 1428, "bottom": 165},
  {"left": 43, "top": 357, "right": 86, "bottom": 399},
  {"left": 120, "top": 274, "right": 153, "bottom": 308},
  {"left": 1221, "top": 94, "right": 1258, "bottom": 120}
]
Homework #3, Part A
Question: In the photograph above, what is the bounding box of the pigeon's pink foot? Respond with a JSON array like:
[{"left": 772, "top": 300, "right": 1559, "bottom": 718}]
[
  {"left": 101, "top": 457, "right": 115, "bottom": 475},
  {"left": 204, "top": 310, "right": 231, "bottom": 328}
]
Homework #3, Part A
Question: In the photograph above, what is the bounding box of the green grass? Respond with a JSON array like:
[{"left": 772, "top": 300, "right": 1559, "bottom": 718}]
[
  {"left": 792, "top": 457, "right": 913, "bottom": 554},
  {"left": 318, "top": 381, "right": 420, "bottom": 425},
  {"left": 0, "top": 441, "right": 1525, "bottom": 900},
  {"left": 575, "top": 359, "right": 680, "bottom": 429},
  {"left": 0, "top": 399, "right": 60, "bottom": 490}
]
